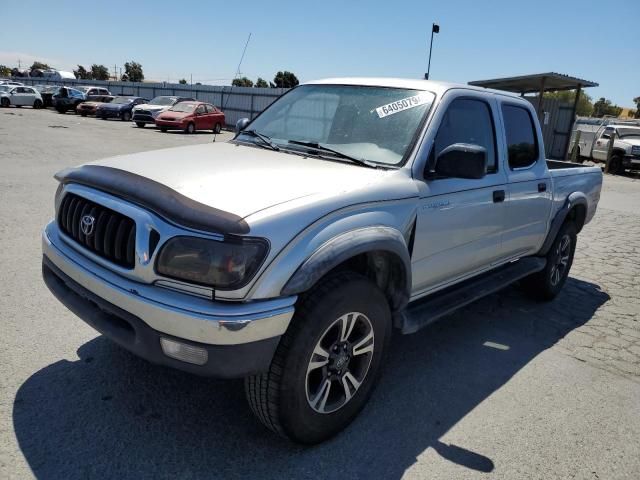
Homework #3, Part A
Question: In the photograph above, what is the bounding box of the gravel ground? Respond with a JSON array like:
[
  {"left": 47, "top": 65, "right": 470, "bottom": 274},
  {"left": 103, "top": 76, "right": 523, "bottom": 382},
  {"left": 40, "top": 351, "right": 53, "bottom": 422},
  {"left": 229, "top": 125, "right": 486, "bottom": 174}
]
[{"left": 1, "top": 108, "right": 639, "bottom": 479}]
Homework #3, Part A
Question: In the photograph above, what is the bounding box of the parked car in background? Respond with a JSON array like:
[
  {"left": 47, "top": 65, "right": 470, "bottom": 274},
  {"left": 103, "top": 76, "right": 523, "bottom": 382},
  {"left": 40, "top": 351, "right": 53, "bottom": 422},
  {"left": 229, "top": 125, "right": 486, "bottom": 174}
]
[
  {"left": 76, "top": 96, "right": 115, "bottom": 116},
  {"left": 155, "top": 101, "right": 225, "bottom": 133},
  {"left": 131, "top": 96, "right": 195, "bottom": 128},
  {"left": 53, "top": 87, "right": 87, "bottom": 113},
  {"left": 34, "top": 85, "right": 62, "bottom": 107},
  {"left": 75, "top": 86, "right": 112, "bottom": 101},
  {"left": 570, "top": 119, "right": 640, "bottom": 174},
  {"left": 95, "top": 96, "right": 147, "bottom": 121},
  {"left": 0, "top": 85, "right": 43, "bottom": 108},
  {"left": 0, "top": 80, "right": 23, "bottom": 86}
]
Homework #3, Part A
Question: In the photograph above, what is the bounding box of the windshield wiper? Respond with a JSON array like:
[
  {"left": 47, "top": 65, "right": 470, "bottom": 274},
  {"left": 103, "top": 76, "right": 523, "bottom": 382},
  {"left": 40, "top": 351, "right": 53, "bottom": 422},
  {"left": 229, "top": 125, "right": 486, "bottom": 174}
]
[
  {"left": 287, "top": 140, "right": 379, "bottom": 168},
  {"left": 241, "top": 130, "right": 280, "bottom": 151}
]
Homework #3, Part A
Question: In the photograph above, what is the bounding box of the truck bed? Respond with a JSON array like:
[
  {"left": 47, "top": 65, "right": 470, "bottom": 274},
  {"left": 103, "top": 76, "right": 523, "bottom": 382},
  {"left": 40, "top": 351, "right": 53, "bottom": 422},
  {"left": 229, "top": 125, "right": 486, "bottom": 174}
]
[{"left": 546, "top": 160, "right": 602, "bottom": 227}]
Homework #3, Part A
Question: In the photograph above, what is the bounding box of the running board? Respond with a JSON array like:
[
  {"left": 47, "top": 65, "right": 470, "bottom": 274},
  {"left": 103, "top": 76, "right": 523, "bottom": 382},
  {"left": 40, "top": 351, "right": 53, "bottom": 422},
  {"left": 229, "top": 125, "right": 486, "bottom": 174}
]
[{"left": 397, "top": 258, "right": 546, "bottom": 335}]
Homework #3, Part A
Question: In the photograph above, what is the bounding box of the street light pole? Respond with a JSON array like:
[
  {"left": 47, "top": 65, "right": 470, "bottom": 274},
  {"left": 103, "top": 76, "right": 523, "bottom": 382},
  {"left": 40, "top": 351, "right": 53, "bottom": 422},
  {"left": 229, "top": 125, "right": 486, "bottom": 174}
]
[{"left": 425, "top": 23, "right": 440, "bottom": 80}]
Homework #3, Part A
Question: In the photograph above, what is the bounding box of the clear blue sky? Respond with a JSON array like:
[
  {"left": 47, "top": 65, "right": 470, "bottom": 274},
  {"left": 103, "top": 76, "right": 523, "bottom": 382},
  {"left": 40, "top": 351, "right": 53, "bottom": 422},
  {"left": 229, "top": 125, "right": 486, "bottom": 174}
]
[{"left": 1, "top": 0, "right": 638, "bottom": 106}]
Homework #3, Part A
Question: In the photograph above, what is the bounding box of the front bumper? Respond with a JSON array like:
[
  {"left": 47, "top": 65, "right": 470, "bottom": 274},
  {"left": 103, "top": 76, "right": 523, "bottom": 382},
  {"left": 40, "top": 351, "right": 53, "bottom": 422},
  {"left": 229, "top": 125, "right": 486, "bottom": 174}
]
[
  {"left": 132, "top": 112, "right": 156, "bottom": 123},
  {"left": 155, "top": 119, "right": 186, "bottom": 129},
  {"left": 42, "top": 223, "right": 296, "bottom": 377},
  {"left": 97, "top": 109, "right": 124, "bottom": 119},
  {"left": 623, "top": 154, "right": 640, "bottom": 170}
]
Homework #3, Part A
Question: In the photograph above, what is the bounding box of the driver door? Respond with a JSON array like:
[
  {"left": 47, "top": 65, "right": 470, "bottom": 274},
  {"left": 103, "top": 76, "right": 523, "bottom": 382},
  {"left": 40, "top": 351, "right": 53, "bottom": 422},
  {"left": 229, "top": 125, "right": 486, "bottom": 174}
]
[{"left": 411, "top": 92, "right": 507, "bottom": 297}]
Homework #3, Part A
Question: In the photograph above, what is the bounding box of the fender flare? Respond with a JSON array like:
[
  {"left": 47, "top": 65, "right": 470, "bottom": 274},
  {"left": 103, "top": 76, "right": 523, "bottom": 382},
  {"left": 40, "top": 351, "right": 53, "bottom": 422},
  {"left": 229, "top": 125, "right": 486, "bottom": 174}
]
[
  {"left": 281, "top": 226, "right": 412, "bottom": 310},
  {"left": 539, "top": 192, "right": 587, "bottom": 255}
]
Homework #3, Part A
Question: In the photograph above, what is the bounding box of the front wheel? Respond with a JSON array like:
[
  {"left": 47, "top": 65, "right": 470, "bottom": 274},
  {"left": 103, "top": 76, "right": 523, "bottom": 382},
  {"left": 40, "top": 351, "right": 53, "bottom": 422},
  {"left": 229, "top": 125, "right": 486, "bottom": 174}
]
[
  {"left": 33, "top": 99, "right": 43, "bottom": 109},
  {"left": 135, "top": 122, "right": 145, "bottom": 128},
  {"left": 245, "top": 271, "right": 391, "bottom": 444},
  {"left": 121, "top": 111, "right": 131, "bottom": 122},
  {"left": 521, "top": 222, "right": 577, "bottom": 301},
  {"left": 160, "top": 126, "right": 167, "bottom": 132},
  {"left": 608, "top": 155, "right": 623, "bottom": 175},
  {"left": 1, "top": 98, "right": 10, "bottom": 107},
  {"left": 213, "top": 122, "right": 222, "bottom": 134},
  {"left": 185, "top": 122, "right": 196, "bottom": 134}
]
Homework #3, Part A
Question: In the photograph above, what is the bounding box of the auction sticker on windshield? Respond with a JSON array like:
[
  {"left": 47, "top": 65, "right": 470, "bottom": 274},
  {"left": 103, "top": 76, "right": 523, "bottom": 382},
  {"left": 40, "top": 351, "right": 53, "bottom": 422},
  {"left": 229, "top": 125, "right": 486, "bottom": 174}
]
[{"left": 376, "top": 93, "right": 430, "bottom": 118}]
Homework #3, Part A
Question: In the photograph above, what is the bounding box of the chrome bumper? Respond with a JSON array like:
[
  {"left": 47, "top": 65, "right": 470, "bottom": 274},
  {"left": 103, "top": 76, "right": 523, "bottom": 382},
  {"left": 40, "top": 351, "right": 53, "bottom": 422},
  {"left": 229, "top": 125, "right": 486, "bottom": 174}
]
[{"left": 42, "top": 221, "right": 296, "bottom": 346}]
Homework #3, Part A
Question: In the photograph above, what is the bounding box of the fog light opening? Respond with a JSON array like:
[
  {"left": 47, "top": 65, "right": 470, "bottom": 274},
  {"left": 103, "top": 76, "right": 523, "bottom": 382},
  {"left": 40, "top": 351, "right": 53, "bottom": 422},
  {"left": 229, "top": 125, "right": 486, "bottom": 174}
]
[{"left": 160, "top": 337, "right": 208, "bottom": 365}]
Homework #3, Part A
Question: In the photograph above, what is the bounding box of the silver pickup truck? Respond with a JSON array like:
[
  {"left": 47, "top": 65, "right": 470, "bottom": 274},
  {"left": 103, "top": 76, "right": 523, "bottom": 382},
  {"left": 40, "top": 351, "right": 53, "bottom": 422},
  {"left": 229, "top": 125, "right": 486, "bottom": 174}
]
[{"left": 42, "top": 78, "right": 602, "bottom": 444}]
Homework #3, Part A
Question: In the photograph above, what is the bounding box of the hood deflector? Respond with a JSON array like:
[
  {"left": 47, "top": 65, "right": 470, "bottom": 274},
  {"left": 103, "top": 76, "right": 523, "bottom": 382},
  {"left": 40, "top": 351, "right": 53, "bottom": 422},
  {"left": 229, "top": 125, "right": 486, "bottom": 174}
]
[{"left": 55, "top": 165, "right": 250, "bottom": 235}]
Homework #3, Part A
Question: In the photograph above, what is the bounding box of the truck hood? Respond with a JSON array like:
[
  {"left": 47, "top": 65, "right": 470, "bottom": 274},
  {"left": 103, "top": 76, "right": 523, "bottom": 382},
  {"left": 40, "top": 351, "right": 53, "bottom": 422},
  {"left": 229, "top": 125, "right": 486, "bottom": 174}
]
[
  {"left": 619, "top": 138, "right": 640, "bottom": 148},
  {"left": 87, "top": 142, "right": 392, "bottom": 219}
]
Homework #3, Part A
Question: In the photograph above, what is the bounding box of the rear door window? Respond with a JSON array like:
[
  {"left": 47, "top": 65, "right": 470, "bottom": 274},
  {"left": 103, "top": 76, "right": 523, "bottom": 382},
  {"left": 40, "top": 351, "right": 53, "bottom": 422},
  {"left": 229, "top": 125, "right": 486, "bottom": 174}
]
[{"left": 502, "top": 105, "right": 539, "bottom": 169}]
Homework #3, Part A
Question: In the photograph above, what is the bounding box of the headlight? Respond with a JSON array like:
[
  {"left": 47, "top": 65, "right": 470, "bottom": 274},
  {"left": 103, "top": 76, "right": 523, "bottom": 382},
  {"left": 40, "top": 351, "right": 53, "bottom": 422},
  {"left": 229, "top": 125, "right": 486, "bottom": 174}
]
[
  {"left": 151, "top": 110, "right": 162, "bottom": 118},
  {"left": 632, "top": 145, "right": 640, "bottom": 155},
  {"left": 156, "top": 236, "right": 268, "bottom": 290}
]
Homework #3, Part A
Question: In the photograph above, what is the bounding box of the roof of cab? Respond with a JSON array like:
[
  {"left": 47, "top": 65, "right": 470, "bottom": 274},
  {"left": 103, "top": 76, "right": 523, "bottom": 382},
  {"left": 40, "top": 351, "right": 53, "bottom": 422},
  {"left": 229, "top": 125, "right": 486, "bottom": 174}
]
[{"left": 304, "top": 77, "right": 521, "bottom": 98}]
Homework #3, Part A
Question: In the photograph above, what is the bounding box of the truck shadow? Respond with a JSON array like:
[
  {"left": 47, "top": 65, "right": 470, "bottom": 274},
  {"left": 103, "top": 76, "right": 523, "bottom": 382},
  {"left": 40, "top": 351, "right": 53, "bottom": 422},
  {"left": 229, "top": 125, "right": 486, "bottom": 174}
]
[{"left": 12, "top": 277, "right": 608, "bottom": 480}]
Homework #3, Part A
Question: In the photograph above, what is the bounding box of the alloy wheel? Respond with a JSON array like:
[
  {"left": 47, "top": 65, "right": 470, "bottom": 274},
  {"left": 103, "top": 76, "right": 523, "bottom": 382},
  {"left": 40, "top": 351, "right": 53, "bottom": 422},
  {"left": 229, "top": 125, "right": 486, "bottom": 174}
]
[
  {"left": 305, "top": 312, "right": 374, "bottom": 414},
  {"left": 550, "top": 234, "right": 571, "bottom": 286}
]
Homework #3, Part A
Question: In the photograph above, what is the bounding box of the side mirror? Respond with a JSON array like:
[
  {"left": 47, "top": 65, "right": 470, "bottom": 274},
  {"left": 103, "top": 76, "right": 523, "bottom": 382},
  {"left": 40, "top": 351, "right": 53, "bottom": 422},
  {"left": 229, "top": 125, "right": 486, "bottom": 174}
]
[
  {"left": 235, "top": 117, "right": 250, "bottom": 134},
  {"left": 434, "top": 143, "right": 487, "bottom": 179}
]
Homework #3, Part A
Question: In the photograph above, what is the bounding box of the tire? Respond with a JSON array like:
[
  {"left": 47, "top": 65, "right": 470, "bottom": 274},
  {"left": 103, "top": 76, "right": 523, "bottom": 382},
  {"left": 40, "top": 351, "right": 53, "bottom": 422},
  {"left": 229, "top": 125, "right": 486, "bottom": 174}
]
[
  {"left": 121, "top": 111, "right": 131, "bottom": 122},
  {"left": 608, "top": 155, "right": 623, "bottom": 175},
  {"left": 521, "top": 222, "right": 577, "bottom": 301},
  {"left": 213, "top": 122, "right": 222, "bottom": 134},
  {"left": 80, "top": 113, "right": 87, "bottom": 117},
  {"left": 57, "top": 108, "right": 67, "bottom": 114},
  {"left": 33, "top": 99, "right": 43, "bottom": 109},
  {"left": 245, "top": 271, "right": 392, "bottom": 444},
  {"left": 135, "top": 122, "right": 145, "bottom": 128},
  {"left": 185, "top": 122, "right": 196, "bottom": 134},
  {"left": 0, "top": 98, "right": 9, "bottom": 108},
  {"left": 160, "top": 126, "right": 168, "bottom": 132}
]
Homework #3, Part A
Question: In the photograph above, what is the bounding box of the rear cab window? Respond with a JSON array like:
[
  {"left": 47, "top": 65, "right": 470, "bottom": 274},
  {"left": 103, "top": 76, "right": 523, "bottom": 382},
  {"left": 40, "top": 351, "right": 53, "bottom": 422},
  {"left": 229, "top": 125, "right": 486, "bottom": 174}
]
[{"left": 502, "top": 104, "right": 539, "bottom": 169}]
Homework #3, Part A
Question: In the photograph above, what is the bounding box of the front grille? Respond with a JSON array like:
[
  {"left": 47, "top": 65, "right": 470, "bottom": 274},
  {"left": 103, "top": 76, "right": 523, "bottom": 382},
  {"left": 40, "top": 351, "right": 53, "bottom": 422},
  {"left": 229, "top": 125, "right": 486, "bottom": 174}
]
[
  {"left": 136, "top": 109, "right": 150, "bottom": 115},
  {"left": 58, "top": 193, "right": 136, "bottom": 268}
]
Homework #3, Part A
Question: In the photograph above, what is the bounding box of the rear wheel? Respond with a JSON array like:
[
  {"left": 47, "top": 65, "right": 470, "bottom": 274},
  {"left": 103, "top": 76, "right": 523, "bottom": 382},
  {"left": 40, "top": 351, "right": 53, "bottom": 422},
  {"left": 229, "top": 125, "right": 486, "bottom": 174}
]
[
  {"left": 33, "top": 99, "right": 43, "bottom": 109},
  {"left": 213, "top": 122, "right": 222, "bottom": 134},
  {"left": 245, "top": 271, "right": 391, "bottom": 444},
  {"left": 185, "top": 122, "right": 196, "bottom": 134},
  {"left": 0, "top": 98, "right": 9, "bottom": 108},
  {"left": 521, "top": 222, "right": 577, "bottom": 301},
  {"left": 135, "top": 122, "right": 145, "bottom": 128}
]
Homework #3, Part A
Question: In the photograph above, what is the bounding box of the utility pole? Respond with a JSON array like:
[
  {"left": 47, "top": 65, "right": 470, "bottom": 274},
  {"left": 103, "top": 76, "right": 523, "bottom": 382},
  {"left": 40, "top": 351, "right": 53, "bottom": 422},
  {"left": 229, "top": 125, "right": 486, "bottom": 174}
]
[
  {"left": 424, "top": 23, "right": 440, "bottom": 80},
  {"left": 113, "top": 64, "right": 117, "bottom": 81}
]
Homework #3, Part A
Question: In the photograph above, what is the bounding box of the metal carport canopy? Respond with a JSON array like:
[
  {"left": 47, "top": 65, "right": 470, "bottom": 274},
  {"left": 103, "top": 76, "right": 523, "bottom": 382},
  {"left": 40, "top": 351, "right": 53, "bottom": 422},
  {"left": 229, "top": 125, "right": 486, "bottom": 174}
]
[{"left": 468, "top": 72, "right": 598, "bottom": 94}]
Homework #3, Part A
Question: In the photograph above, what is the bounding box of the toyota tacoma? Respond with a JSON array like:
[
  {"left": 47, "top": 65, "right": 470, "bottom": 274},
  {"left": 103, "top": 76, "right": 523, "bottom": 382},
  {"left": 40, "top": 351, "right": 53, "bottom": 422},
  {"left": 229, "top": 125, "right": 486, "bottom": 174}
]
[{"left": 42, "top": 78, "right": 602, "bottom": 444}]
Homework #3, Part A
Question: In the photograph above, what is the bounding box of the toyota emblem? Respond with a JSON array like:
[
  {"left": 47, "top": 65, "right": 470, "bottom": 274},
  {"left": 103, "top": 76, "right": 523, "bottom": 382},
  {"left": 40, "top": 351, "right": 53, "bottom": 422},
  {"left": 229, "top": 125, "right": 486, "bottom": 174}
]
[{"left": 80, "top": 215, "right": 95, "bottom": 236}]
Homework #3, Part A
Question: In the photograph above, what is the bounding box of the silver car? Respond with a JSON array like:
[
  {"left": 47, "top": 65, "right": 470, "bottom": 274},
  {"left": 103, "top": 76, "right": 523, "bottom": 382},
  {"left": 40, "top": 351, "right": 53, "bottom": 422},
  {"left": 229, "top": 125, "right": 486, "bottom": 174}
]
[{"left": 0, "top": 85, "right": 44, "bottom": 108}]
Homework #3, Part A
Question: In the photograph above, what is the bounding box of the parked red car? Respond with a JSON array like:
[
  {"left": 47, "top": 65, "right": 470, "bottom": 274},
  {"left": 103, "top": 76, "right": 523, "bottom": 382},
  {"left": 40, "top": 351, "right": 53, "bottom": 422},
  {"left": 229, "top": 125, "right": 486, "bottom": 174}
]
[{"left": 155, "top": 101, "right": 225, "bottom": 134}]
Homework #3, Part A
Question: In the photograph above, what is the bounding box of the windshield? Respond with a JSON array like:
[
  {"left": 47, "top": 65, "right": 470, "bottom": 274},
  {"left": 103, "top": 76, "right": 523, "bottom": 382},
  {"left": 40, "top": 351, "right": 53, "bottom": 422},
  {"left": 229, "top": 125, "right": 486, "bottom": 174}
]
[
  {"left": 0, "top": 85, "right": 10, "bottom": 92},
  {"left": 170, "top": 102, "right": 197, "bottom": 112},
  {"left": 239, "top": 84, "right": 434, "bottom": 165},
  {"left": 617, "top": 128, "right": 640, "bottom": 139},
  {"left": 149, "top": 96, "right": 176, "bottom": 106},
  {"left": 112, "top": 97, "right": 134, "bottom": 104}
]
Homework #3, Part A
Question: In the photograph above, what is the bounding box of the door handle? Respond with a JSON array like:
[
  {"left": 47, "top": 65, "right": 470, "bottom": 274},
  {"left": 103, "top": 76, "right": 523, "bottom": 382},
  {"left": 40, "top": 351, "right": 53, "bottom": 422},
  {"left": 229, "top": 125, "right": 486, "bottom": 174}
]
[
  {"left": 538, "top": 182, "right": 547, "bottom": 192},
  {"left": 493, "top": 190, "right": 505, "bottom": 203}
]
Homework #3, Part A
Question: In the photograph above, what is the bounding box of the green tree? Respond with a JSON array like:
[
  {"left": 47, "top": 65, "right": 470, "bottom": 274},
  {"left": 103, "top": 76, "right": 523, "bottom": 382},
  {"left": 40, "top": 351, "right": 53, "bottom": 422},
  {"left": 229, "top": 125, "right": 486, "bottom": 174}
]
[
  {"left": 633, "top": 97, "right": 640, "bottom": 119},
  {"left": 91, "top": 64, "right": 110, "bottom": 81},
  {"left": 255, "top": 77, "right": 269, "bottom": 88},
  {"left": 74, "top": 65, "right": 92, "bottom": 80},
  {"left": 544, "top": 90, "right": 593, "bottom": 117},
  {"left": 592, "top": 97, "right": 623, "bottom": 118},
  {"left": 30, "top": 61, "right": 50, "bottom": 71},
  {"left": 0, "top": 65, "right": 11, "bottom": 77},
  {"left": 273, "top": 71, "right": 299, "bottom": 88},
  {"left": 232, "top": 76, "right": 254, "bottom": 87},
  {"left": 178, "top": 78, "right": 188, "bottom": 85},
  {"left": 123, "top": 61, "right": 144, "bottom": 82}
]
